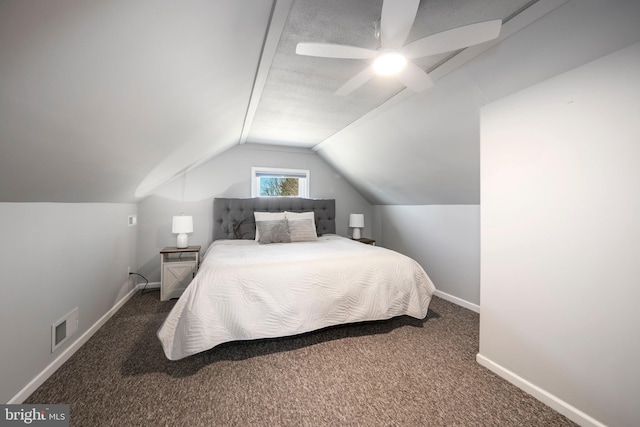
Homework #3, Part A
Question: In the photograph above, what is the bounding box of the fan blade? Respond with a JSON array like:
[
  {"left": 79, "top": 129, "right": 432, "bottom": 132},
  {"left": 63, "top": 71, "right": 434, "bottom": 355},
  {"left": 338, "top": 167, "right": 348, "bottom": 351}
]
[
  {"left": 401, "top": 19, "right": 502, "bottom": 59},
  {"left": 380, "top": 0, "right": 420, "bottom": 49},
  {"left": 296, "top": 43, "right": 377, "bottom": 59},
  {"left": 335, "top": 66, "right": 376, "bottom": 96},
  {"left": 396, "top": 61, "right": 433, "bottom": 92}
]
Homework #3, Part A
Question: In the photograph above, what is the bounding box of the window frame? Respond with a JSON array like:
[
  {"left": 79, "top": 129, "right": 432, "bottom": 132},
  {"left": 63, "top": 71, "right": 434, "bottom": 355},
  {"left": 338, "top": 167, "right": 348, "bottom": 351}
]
[{"left": 251, "top": 167, "right": 310, "bottom": 198}]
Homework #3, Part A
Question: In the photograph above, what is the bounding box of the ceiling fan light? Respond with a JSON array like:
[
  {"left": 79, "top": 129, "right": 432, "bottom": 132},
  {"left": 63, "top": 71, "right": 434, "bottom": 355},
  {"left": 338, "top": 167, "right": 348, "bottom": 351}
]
[{"left": 372, "top": 52, "right": 407, "bottom": 75}]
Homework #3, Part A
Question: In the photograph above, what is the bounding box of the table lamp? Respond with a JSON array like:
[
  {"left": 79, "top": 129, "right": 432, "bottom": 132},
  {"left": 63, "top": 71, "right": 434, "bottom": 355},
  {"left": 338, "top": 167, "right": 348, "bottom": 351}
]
[
  {"left": 349, "top": 213, "right": 364, "bottom": 239},
  {"left": 172, "top": 215, "right": 193, "bottom": 248}
]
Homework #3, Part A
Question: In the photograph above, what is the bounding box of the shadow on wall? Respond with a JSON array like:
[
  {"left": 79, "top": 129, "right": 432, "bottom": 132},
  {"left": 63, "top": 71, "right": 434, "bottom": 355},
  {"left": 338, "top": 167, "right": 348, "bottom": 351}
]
[
  {"left": 379, "top": 219, "right": 411, "bottom": 252},
  {"left": 218, "top": 182, "right": 247, "bottom": 199},
  {"left": 137, "top": 195, "right": 214, "bottom": 283},
  {"left": 135, "top": 257, "right": 162, "bottom": 288}
]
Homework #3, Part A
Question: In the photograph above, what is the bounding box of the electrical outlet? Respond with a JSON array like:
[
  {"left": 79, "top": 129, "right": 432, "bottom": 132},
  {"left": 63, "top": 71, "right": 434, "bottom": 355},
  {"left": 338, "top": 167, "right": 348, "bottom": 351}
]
[{"left": 127, "top": 266, "right": 131, "bottom": 277}]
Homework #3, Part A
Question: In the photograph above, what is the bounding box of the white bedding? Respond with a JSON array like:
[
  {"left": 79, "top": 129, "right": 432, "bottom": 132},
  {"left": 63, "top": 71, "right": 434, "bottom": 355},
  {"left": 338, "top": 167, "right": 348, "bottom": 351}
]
[{"left": 157, "top": 235, "right": 436, "bottom": 360}]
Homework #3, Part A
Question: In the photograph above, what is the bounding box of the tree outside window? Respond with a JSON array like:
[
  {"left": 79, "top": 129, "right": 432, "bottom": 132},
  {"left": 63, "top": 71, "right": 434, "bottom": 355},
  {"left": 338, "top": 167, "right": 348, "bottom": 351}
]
[
  {"left": 260, "top": 177, "right": 299, "bottom": 196},
  {"left": 251, "top": 167, "right": 309, "bottom": 198}
]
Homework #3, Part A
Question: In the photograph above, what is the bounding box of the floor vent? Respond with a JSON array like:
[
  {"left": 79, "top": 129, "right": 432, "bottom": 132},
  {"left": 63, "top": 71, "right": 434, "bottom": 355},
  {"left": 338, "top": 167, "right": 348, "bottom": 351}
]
[{"left": 51, "top": 308, "right": 79, "bottom": 352}]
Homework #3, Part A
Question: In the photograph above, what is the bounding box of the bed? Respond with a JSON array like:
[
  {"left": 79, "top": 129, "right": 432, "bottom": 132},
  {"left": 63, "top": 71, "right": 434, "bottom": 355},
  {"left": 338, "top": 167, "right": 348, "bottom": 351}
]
[{"left": 157, "top": 197, "right": 436, "bottom": 360}]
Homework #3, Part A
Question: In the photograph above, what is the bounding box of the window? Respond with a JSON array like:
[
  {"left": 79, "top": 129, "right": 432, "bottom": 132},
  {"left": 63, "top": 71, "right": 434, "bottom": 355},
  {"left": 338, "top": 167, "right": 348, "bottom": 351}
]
[{"left": 251, "top": 167, "right": 309, "bottom": 198}]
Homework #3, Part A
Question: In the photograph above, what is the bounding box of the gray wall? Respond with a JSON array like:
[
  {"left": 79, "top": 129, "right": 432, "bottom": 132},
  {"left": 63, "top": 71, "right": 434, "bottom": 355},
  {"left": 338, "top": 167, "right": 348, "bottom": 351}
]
[
  {"left": 137, "top": 143, "right": 372, "bottom": 282},
  {"left": 0, "top": 202, "right": 137, "bottom": 404},
  {"left": 329, "top": 0, "right": 640, "bottom": 314},
  {"left": 480, "top": 42, "right": 640, "bottom": 427},
  {"left": 316, "top": 0, "right": 640, "bottom": 206},
  {"left": 373, "top": 205, "right": 480, "bottom": 308}
]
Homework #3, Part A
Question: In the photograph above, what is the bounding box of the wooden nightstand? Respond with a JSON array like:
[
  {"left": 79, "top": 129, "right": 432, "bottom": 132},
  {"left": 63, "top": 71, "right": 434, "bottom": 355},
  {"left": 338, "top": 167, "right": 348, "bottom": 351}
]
[
  {"left": 353, "top": 237, "right": 376, "bottom": 246},
  {"left": 160, "top": 246, "right": 201, "bottom": 301}
]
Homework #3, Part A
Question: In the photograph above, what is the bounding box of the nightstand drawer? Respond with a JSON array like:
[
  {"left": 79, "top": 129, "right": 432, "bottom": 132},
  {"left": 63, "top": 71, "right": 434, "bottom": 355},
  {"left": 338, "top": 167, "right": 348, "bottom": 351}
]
[
  {"left": 160, "top": 246, "right": 201, "bottom": 301},
  {"left": 161, "top": 260, "right": 196, "bottom": 301}
]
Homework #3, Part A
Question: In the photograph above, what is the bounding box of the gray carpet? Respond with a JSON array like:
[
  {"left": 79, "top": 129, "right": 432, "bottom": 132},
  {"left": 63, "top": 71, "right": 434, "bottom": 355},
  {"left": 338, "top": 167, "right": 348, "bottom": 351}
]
[{"left": 26, "top": 291, "right": 576, "bottom": 426}]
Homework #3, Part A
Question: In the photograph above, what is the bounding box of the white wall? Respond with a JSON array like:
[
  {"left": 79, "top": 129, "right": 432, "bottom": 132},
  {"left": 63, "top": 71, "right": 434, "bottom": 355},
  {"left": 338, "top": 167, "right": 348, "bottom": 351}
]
[
  {"left": 137, "top": 143, "right": 372, "bottom": 282},
  {"left": 316, "top": 0, "right": 640, "bottom": 206},
  {"left": 373, "top": 205, "right": 480, "bottom": 309},
  {"left": 479, "top": 43, "right": 640, "bottom": 427},
  {"left": 315, "top": 0, "right": 640, "bottom": 312},
  {"left": 0, "top": 202, "right": 137, "bottom": 404}
]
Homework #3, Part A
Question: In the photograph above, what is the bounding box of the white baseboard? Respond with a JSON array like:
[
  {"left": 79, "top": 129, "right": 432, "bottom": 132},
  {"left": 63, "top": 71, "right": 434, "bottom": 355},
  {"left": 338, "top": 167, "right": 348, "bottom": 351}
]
[
  {"left": 476, "top": 354, "right": 605, "bottom": 427},
  {"left": 433, "top": 290, "right": 480, "bottom": 313},
  {"left": 141, "top": 281, "right": 160, "bottom": 289},
  {"left": 8, "top": 284, "right": 143, "bottom": 404}
]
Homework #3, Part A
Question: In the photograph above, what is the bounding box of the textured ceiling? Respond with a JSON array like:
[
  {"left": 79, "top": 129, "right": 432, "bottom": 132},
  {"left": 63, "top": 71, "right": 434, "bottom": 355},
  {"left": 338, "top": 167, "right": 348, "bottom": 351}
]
[
  {"left": 0, "top": 0, "right": 587, "bottom": 204},
  {"left": 246, "top": 0, "right": 535, "bottom": 147}
]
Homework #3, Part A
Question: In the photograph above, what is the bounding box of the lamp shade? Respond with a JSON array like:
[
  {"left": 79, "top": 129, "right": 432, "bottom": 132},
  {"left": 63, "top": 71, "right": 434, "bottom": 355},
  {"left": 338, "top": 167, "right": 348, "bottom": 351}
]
[
  {"left": 349, "top": 214, "right": 364, "bottom": 228},
  {"left": 172, "top": 215, "right": 193, "bottom": 234}
]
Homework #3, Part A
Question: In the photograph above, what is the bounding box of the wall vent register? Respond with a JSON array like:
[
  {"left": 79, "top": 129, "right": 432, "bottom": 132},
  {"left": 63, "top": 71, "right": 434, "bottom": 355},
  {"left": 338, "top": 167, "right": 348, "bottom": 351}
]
[{"left": 51, "top": 307, "right": 79, "bottom": 352}]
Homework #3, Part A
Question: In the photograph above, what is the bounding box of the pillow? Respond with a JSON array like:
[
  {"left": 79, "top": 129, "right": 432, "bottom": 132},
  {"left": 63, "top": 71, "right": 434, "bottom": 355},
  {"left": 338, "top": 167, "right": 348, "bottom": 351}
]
[
  {"left": 254, "top": 211, "right": 286, "bottom": 241},
  {"left": 284, "top": 211, "right": 317, "bottom": 236},
  {"left": 256, "top": 219, "right": 291, "bottom": 244},
  {"left": 288, "top": 218, "right": 318, "bottom": 242}
]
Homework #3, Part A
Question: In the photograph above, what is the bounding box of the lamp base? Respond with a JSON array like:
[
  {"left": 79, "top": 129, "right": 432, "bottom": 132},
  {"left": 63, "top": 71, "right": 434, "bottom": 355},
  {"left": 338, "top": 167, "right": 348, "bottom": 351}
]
[
  {"left": 352, "top": 228, "right": 361, "bottom": 240},
  {"left": 176, "top": 233, "right": 188, "bottom": 248}
]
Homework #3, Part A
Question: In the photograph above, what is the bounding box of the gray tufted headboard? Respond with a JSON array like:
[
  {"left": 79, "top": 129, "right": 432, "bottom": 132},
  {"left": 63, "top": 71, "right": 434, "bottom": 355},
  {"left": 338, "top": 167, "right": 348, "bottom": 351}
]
[{"left": 212, "top": 197, "right": 336, "bottom": 241}]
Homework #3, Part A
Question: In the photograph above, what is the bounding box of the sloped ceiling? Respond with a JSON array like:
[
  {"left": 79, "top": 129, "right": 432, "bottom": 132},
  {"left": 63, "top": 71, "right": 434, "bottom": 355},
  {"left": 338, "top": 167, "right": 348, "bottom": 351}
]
[
  {"left": 0, "top": 0, "right": 583, "bottom": 204},
  {"left": 0, "top": 0, "right": 273, "bottom": 202},
  {"left": 247, "top": 0, "right": 533, "bottom": 146}
]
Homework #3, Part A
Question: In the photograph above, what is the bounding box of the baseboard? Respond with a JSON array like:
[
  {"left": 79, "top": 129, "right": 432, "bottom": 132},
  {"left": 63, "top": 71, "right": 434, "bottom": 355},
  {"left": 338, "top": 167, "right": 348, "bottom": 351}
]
[
  {"left": 433, "top": 290, "right": 480, "bottom": 313},
  {"left": 476, "top": 354, "right": 605, "bottom": 427},
  {"left": 8, "top": 284, "right": 142, "bottom": 404},
  {"left": 141, "top": 281, "right": 161, "bottom": 289}
]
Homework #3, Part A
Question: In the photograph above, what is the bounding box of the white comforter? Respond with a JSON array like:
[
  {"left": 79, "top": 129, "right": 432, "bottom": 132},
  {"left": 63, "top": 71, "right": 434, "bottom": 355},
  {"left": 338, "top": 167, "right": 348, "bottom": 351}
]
[{"left": 157, "top": 235, "right": 436, "bottom": 360}]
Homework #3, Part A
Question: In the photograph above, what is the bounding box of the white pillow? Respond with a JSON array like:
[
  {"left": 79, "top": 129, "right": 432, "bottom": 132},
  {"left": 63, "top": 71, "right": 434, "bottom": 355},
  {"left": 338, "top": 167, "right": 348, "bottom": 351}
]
[
  {"left": 284, "top": 211, "right": 317, "bottom": 239},
  {"left": 254, "top": 211, "right": 286, "bottom": 241}
]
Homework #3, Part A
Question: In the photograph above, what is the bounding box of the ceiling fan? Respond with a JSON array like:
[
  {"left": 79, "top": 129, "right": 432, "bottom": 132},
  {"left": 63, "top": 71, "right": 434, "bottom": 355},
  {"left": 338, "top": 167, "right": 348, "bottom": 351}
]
[{"left": 295, "top": 0, "right": 502, "bottom": 96}]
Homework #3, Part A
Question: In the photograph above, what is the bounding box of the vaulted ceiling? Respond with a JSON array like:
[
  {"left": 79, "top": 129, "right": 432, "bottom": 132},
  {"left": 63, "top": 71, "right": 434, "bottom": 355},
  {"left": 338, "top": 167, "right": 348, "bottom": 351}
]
[
  {"left": 2, "top": 0, "right": 639, "bottom": 204},
  {"left": 246, "top": 0, "right": 533, "bottom": 147},
  {"left": 0, "top": 0, "right": 272, "bottom": 202}
]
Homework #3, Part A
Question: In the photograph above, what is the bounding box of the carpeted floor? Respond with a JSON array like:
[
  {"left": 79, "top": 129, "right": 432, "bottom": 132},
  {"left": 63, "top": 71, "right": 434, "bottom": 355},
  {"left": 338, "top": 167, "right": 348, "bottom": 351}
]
[{"left": 26, "top": 291, "right": 577, "bottom": 426}]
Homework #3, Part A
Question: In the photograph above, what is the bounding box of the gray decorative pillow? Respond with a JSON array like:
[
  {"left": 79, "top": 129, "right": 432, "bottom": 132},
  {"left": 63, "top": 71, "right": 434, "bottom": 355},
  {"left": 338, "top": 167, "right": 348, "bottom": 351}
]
[
  {"left": 254, "top": 211, "right": 286, "bottom": 241},
  {"left": 288, "top": 218, "right": 318, "bottom": 242},
  {"left": 256, "top": 219, "right": 291, "bottom": 244}
]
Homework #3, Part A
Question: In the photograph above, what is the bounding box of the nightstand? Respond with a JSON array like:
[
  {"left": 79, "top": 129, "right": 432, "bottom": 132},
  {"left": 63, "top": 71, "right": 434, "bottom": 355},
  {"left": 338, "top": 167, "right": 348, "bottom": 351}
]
[
  {"left": 353, "top": 237, "right": 376, "bottom": 246},
  {"left": 160, "top": 246, "right": 201, "bottom": 301}
]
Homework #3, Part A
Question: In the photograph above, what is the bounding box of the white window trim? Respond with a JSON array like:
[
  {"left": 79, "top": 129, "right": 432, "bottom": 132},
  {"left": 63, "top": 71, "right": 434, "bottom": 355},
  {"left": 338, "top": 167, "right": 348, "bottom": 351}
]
[{"left": 251, "top": 167, "right": 310, "bottom": 198}]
